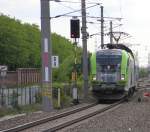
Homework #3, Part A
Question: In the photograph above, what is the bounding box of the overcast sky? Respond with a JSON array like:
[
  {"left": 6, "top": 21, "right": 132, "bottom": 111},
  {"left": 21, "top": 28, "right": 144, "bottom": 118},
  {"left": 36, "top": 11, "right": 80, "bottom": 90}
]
[{"left": 0, "top": 0, "right": 150, "bottom": 67}]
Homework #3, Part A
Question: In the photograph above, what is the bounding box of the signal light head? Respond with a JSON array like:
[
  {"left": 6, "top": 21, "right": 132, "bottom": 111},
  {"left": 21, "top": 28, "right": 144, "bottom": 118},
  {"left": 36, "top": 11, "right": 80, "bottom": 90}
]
[{"left": 70, "top": 19, "right": 80, "bottom": 38}]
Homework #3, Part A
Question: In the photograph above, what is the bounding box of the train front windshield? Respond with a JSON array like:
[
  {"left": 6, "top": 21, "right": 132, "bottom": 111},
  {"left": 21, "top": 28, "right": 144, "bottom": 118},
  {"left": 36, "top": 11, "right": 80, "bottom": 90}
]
[{"left": 96, "top": 54, "right": 122, "bottom": 83}]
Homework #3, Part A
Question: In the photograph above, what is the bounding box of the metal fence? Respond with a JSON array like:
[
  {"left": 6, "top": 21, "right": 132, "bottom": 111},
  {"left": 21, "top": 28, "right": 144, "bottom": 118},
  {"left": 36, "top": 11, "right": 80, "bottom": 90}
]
[
  {"left": 0, "top": 85, "right": 41, "bottom": 108},
  {"left": 0, "top": 68, "right": 41, "bottom": 87},
  {"left": 0, "top": 83, "right": 83, "bottom": 108},
  {"left": 0, "top": 68, "right": 83, "bottom": 108},
  {"left": 0, "top": 68, "right": 41, "bottom": 108}
]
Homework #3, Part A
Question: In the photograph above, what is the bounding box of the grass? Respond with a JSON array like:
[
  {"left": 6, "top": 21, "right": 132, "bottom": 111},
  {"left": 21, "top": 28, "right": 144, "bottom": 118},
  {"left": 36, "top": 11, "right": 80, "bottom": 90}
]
[
  {"left": 0, "top": 95, "right": 72, "bottom": 118},
  {"left": 0, "top": 104, "right": 41, "bottom": 118}
]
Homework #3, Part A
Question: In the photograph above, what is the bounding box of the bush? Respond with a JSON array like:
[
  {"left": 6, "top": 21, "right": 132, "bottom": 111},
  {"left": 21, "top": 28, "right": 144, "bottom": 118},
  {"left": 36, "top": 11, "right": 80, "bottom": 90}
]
[
  {"left": 139, "top": 67, "right": 149, "bottom": 78},
  {"left": 52, "top": 83, "right": 72, "bottom": 108},
  {"left": 35, "top": 92, "right": 42, "bottom": 104}
]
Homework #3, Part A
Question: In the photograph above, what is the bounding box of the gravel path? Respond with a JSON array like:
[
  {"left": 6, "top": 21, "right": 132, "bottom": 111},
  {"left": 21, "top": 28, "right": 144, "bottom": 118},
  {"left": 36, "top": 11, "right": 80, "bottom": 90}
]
[{"left": 60, "top": 90, "right": 150, "bottom": 132}]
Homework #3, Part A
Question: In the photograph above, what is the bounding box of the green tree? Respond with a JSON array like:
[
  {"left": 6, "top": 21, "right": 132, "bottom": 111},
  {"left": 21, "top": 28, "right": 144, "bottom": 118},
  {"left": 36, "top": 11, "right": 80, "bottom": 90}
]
[{"left": 0, "top": 14, "right": 83, "bottom": 82}]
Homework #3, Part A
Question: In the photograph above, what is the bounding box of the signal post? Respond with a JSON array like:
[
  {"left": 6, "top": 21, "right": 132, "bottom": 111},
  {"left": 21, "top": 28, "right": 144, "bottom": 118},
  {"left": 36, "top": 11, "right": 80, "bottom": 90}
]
[{"left": 70, "top": 18, "right": 80, "bottom": 104}]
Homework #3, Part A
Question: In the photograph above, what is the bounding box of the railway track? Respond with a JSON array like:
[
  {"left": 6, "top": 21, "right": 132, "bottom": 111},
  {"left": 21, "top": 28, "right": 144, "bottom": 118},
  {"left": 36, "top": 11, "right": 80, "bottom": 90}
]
[
  {"left": 2, "top": 100, "right": 124, "bottom": 132},
  {"left": 43, "top": 100, "right": 124, "bottom": 132},
  {"left": 1, "top": 100, "right": 124, "bottom": 132},
  {"left": 41, "top": 84, "right": 148, "bottom": 132},
  {"left": 1, "top": 103, "right": 97, "bottom": 132},
  {"left": 1, "top": 79, "right": 148, "bottom": 132}
]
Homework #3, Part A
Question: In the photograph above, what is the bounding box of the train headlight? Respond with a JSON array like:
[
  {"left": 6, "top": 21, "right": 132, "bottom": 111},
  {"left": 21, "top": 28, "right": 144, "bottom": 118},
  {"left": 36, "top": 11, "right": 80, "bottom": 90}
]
[
  {"left": 93, "top": 76, "right": 96, "bottom": 80},
  {"left": 121, "top": 74, "right": 125, "bottom": 80}
]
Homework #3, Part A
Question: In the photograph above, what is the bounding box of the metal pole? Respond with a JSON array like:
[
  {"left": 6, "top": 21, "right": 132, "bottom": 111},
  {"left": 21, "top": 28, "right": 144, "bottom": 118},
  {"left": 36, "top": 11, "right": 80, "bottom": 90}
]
[
  {"left": 41, "top": 0, "right": 53, "bottom": 111},
  {"left": 58, "top": 88, "right": 61, "bottom": 108},
  {"left": 72, "top": 38, "right": 79, "bottom": 104},
  {"left": 110, "top": 21, "right": 113, "bottom": 44},
  {"left": 101, "top": 6, "right": 104, "bottom": 49},
  {"left": 81, "top": 0, "right": 88, "bottom": 99}
]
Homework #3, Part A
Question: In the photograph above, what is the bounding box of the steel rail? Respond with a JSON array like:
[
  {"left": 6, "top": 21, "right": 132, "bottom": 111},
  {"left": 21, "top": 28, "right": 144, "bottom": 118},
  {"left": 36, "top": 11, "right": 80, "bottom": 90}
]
[
  {"left": 43, "top": 100, "right": 125, "bottom": 132},
  {"left": 2, "top": 80, "right": 146, "bottom": 132},
  {"left": 1, "top": 103, "right": 97, "bottom": 132}
]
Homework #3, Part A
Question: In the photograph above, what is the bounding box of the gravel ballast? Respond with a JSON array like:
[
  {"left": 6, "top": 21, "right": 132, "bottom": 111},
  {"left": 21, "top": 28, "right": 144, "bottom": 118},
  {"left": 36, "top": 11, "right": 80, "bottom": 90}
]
[
  {"left": 60, "top": 90, "right": 150, "bottom": 132},
  {"left": 0, "top": 100, "right": 95, "bottom": 131},
  {"left": 0, "top": 89, "right": 150, "bottom": 132}
]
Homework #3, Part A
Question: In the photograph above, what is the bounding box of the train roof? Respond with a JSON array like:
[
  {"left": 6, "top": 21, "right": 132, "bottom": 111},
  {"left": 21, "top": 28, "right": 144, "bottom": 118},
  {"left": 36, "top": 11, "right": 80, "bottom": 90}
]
[
  {"left": 106, "top": 44, "right": 134, "bottom": 58},
  {"left": 96, "top": 49, "right": 122, "bottom": 56}
]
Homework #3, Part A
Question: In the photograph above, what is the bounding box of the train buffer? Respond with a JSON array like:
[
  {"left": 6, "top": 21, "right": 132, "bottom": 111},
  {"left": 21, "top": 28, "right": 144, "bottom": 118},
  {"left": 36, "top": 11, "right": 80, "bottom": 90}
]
[
  {"left": 138, "top": 88, "right": 150, "bottom": 102},
  {"left": 142, "top": 91, "right": 150, "bottom": 102},
  {"left": 143, "top": 92, "right": 150, "bottom": 97}
]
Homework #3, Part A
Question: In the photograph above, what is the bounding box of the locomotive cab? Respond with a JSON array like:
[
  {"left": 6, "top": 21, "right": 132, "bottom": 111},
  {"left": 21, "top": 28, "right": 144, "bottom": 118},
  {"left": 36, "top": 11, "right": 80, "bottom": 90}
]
[{"left": 91, "top": 44, "right": 138, "bottom": 100}]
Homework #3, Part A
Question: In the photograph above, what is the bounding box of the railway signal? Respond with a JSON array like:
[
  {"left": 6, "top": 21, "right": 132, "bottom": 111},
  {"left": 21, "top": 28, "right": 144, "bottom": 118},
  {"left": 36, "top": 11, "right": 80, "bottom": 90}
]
[
  {"left": 70, "top": 17, "right": 80, "bottom": 104},
  {"left": 70, "top": 19, "right": 80, "bottom": 38}
]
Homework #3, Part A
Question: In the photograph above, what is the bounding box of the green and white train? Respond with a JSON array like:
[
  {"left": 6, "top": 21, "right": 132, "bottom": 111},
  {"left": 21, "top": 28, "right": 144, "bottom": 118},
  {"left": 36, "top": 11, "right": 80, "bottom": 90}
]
[{"left": 91, "top": 44, "right": 139, "bottom": 100}]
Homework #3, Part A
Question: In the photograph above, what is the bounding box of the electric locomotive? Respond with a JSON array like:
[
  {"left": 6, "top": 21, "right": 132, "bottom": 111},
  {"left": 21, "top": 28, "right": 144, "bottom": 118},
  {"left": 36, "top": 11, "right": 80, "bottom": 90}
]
[{"left": 91, "top": 44, "right": 139, "bottom": 100}]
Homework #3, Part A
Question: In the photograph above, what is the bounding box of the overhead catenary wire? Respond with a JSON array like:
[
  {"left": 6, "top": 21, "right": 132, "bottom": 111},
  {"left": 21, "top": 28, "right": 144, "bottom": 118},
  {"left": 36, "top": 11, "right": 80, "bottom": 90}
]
[
  {"left": 52, "top": 1, "right": 123, "bottom": 27},
  {"left": 50, "top": 0, "right": 127, "bottom": 49},
  {"left": 51, "top": 14, "right": 123, "bottom": 22},
  {"left": 50, "top": 4, "right": 100, "bottom": 18},
  {"left": 56, "top": 2, "right": 77, "bottom": 11},
  {"left": 52, "top": 0, "right": 101, "bottom": 5},
  {"left": 50, "top": 1, "right": 122, "bottom": 37}
]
